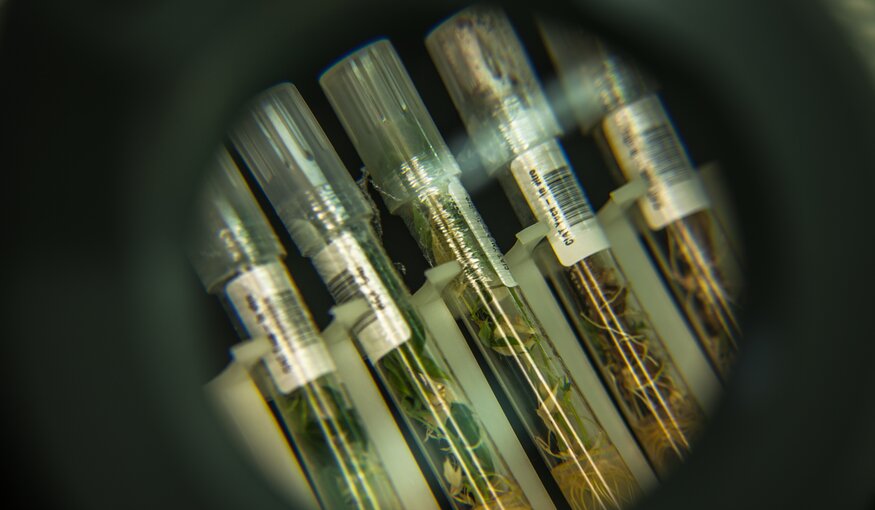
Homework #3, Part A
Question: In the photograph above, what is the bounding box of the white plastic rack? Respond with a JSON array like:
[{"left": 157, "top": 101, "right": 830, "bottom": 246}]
[{"left": 203, "top": 164, "right": 733, "bottom": 509}]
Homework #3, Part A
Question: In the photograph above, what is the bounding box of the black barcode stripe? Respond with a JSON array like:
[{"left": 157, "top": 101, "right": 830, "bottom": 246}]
[
  {"left": 327, "top": 270, "right": 359, "bottom": 303},
  {"left": 326, "top": 269, "right": 378, "bottom": 333},
  {"left": 542, "top": 167, "right": 593, "bottom": 227}
]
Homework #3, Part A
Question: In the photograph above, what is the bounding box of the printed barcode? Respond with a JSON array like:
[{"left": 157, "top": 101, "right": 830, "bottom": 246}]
[
  {"left": 509, "top": 140, "right": 609, "bottom": 265},
  {"left": 604, "top": 95, "right": 710, "bottom": 229},
  {"left": 327, "top": 268, "right": 379, "bottom": 332},
  {"left": 637, "top": 124, "right": 690, "bottom": 187},
  {"left": 542, "top": 167, "right": 593, "bottom": 227},
  {"left": 313, "top": 232, "right": 411, "bottom": 361},
  {"left": 226, "top": 262, "right": 335, "bottom": 393}
]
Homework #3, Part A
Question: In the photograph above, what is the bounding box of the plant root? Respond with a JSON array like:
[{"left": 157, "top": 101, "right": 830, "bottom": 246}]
[{"left": 551, "top": 449, "right": 638, "bottom": 510}]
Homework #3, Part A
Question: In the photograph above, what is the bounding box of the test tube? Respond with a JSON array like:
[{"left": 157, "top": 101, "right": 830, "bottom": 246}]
[
  {"left": 538, "top": 20, "right": 743, "bottom": 380},
  {"left": 188, "top": 149, "right": 402, "bottom": 510},
  {"left": 321, "top": 40, "right": 639, "bottom": 510},
  {"left": 425, "top": 5, "right": 705, "bottom": 478},
  {"left": 230, "top": 84, "right": 530, "bottom": 510}
]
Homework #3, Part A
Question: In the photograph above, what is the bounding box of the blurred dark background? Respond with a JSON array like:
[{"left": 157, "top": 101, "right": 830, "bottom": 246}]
[{"left": 3, "top": 0, "right": 874, "bottom": 508}]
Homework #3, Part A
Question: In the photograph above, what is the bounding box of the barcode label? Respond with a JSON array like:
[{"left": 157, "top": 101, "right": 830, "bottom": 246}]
[
  {"left": 447, "top": 179, "right": 518, "bottom": 287},
  {"left": 226, "top": 263, "right": 335, "bottom": 394},
  {"left": 510, "top": 141, "right": 610, "bottom": 265},
  {"left": 313, "top": 233, "right": 411, "bottom": 362},
  {"left": 603, "top": 95, "right": 710, "bottom": 229}
]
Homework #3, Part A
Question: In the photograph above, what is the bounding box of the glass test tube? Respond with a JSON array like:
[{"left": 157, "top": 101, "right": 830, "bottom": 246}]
[
  {"left": 425, "top": 5, "right": 705, "bottom": 478},
  {"left": 230, "top": 84, "right": 529, "bottom": 510},
  {"left": 188, "top": 149, "right": 402, "bottom": 510},
  {"left": 539, "top": 20, "right": 743, "bottom": 380},
  {"left": 321, "top": 40, "right": 638, "bottom": 510}
]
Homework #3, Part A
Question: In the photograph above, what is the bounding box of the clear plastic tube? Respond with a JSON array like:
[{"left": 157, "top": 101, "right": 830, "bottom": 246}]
[
  {"left": 230, "top": 84, "right": 529, "bottom": 510},
  {"left": 188, "top": 149, "right": 402, "bottom": 510},
  {"left": 425, "top": 6, "right": 705, "bottom": 477},
  {"left": 539, "top": 20, "right": 743, "bottom": 380},
  {"left": 321, "top": 40, "right": 639, "bottom": 510}
]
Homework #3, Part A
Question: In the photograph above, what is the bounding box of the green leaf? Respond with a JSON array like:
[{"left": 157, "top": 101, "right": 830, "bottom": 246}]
[
  {"left": 321, "top": 384, "right": 369, "bottom": 449},
  {"left": 472, "top": 443, "right": 495, "bottom": 477},
  {"left": 418, "top": 354, "right": 449, "bottom": 381},
  {"left": 447, "top": 403, "right": 496, "bottom": 480},
  {"left": 409, "top": 328, "right": 426, "bottom": 354},
  {"left": 380, "top": 354, "right": 415, "bottom": 401},
  {"left": 477, "top": 321, "right": 493, "bottom": 344},
  {"left": 448, "top": 403, "right": 481, "bottom": 445}
]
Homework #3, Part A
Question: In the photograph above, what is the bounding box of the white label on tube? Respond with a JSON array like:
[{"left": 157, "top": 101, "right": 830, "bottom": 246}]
[
  {"left": 226, "top": 263, "right": 335, "bottom": 394},
  {"left": 509, "top": 141, "right": 610, "bottom": 266},
  {"left": 602, "top": 95, "right": 711, "bottom": 230},
  {"left": 447, "top": 179, "right": 518, "bottom": 288},
  {"left": 313, "top": 232, "right": 411, "bottom": 362}
]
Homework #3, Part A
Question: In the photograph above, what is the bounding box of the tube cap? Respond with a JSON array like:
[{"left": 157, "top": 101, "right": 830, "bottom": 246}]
[
  {"left": 320, "top": 39, "right": 460, "bottom": 212},
  {"left": 538, "top": 19, "right": 656, "bottom": 133},
  {"left": 189, "top": 148, "right": 285, "bottom": 292},
  {"left": 426, "top": 5, "right": 561, "bottom": 172},
  {"left": 231, "top": 83, "right": 371, "bottom": 256}
]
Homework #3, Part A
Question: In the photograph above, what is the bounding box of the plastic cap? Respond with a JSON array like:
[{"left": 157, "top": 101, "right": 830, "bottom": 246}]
[
  {"left": 189, "top": 148, "right": 285, "bottom": 292},
  {"left": 426, "top": 5, "right": 561, "bottom": 172},
  {"left": 231, "top": 83, "right": 371, "bottom": 255},
  {"left": 320, "top": 39, "right": 460, "bottom": 212},
  {"left": 538, "top": 18, "right": 655, "bottom": 133}
]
